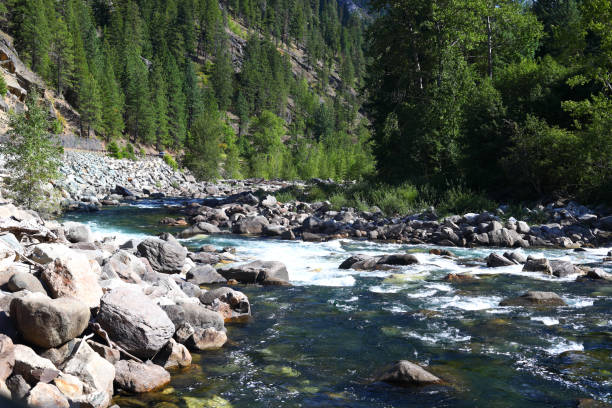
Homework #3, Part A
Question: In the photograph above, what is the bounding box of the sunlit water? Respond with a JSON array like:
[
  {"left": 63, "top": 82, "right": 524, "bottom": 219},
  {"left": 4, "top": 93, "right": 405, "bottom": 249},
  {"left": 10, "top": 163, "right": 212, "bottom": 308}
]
[{"left": 63, "top": 199, "right": 612, "bottom": 408}]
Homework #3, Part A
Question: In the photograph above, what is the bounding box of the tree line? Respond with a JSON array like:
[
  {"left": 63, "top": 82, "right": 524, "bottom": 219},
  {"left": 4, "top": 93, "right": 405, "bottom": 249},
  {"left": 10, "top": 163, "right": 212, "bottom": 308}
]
[
  {"left": 2, "top": 0, "right": 373, "bottom": 181},
  {"left": 365, "top": 0, "right": 611, "bottom": 202}
]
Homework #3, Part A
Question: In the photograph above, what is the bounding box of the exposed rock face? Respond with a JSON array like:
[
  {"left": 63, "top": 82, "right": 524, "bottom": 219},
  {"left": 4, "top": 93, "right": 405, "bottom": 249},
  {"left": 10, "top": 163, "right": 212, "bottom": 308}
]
[
  {"left": 218, "top": 260, "right": 289, "bottom": 285},
  {"left": 26, "top": 382, "right": 70, "bottom": 408},
  {"left": 62, "top": 341, "right": 115, "bottom": 406},
  {"left": 10, "top": 293, "right": 90, "bottom": 349},
  {"left": 136, "top": 237, "right": 187, "bottom": 274},
  {"left": 375, "top": 360, "right": 441, "bottom": 386},
  {"left": 499, "top": 291, "right": 566, "bottom": 307},
  {"left": 96, "top": 287, "right": 175, "bottom": 360},
  {"left": 114, "top": 360, "right": 171, "bottom": 393},
  {"left": 41, "top": 253, "right": 103, "bottom": 308},
  {"left": 549, "top": 260, "right": 581, "bottom": 277}
]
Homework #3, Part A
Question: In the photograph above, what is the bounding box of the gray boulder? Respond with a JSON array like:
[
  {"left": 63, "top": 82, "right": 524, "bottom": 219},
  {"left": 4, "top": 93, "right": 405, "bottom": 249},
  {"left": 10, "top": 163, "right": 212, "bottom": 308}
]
[
  {"left": 486, "top": 253, "right": 515, "bottom": 267},
  {"left": 499, "top": 291, "right": 566, "bottom": 307},
  {"left": 96, "top": 287, "right": 175, "bottom": 359},
  {"left": 101, "top": 250, "right": 148, "bottom": 283},
  {"left": 0, "top": 335, "right": 14, "bottom": 382},
  {"left": 62, "top": 340, "right": 115, "bottom": 405},
  {"left": 218, "top": 260, "right": 289, "bottom": 285},
  {"left": 26, "top": 383, "right": 69, "bottom": 408},
  {"left": 199, "top": 287, "right": 250, "bottom": 322},
  {"left": 13, "top": 344, "right": 58, "bottom": 384},
  {"left": 231, "top": 216, "right": 269, "bottom": 235},
  {"left": 523, "top": 257, "right": 553, "bottom": 274},
  {"left": 136, "top": 237, "right": 187, "bottom": 274},
  {"left": 186, "top": 265, "right": 226, "bottom": 285},
  {"left": 161, "top": 302, "right": 224, "bottom": 333},
  {"left": 64, "top": 223, "right": 92, "bottom": 243},
  {"left": 10, "top": 293, "right": 90, "bottom": 349},
  {"left": 550, "top": 260, "right": 581, "bottom": 277},
  {"left": 377, "top": 254, "right": 419, "bottom": 266},
  {"left": 503, "top": 251, "right": 526, "bottom": 264},
  {"left": 6, "top": 272, "right": 46, "bottom": 294},
  {"left": 375, "top": 360, "right": 441, "bottom": 386},
  {"left": 152, "top": 339, "right": 192, "bottom": 369},
  {"left": 114, "top": 360, "right": 170, "bottom": 393}
]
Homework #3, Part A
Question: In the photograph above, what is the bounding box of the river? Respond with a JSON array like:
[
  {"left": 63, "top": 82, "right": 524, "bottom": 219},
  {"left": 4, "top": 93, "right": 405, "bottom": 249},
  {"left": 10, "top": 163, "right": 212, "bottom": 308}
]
[{"left": 63, "top": 199, "right": 612, "bottom": 408}]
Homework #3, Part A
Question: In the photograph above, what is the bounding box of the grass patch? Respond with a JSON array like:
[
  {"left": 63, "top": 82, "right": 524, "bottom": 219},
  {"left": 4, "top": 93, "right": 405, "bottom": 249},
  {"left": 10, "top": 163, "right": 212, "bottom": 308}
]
[{"left": 228, "top": 18, "right": 247, "bottom": 39}]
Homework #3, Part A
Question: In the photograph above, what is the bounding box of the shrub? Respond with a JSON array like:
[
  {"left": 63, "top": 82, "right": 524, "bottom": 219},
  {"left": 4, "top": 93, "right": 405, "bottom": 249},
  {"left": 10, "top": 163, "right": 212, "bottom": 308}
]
[
  {"left": 164, "top": 153, "right": 179, "bottom": 170},
  {"left": 0, "top": 74, "right": 6, "bottom": 96},
  {"left": 438, "top": 186, "right": 498, "bottom": 215},
  {"left": 107, "top": 141, "right": 121, "bottom": 158}
]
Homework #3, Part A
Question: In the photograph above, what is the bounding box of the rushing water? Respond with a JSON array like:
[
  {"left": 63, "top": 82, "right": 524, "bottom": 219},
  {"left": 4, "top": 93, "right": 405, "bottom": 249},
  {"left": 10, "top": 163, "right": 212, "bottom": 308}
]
[{"left": 63, "top": 199, "right": 612, "bottom": 408}]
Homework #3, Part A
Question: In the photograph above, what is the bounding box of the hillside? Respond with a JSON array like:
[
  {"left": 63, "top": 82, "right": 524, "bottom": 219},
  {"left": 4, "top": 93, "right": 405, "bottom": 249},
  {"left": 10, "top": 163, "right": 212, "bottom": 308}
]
[{"left": 0, "top": 0, "right": 373, "bottom": 181}]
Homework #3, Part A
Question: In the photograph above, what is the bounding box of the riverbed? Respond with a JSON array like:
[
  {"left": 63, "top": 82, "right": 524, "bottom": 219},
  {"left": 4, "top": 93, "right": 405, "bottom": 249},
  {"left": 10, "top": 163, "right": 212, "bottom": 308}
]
[{"left": 64, "top": 199, "right": 612, "bottom": 408}]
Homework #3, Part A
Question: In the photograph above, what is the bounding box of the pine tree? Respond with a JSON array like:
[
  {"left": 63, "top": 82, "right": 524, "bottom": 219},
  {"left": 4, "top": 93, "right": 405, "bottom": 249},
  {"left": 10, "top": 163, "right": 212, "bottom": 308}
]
[
  {"left": 211, "top": 31, "right": 234, "bottom": 111},
  {"left": 100, "top": 42, "right": 124, "bottom": 141},
  {"left": 150, "top": 59, "right": 170, "bottom": 148},
  {"left": 165, "top": 57, "right": 187, "bottom": 148},
  {"left": 13, "top": 0, "right": 51, "bottom": 78},
  {"left": 124, "top": 51, "right": 154, "bottom": 143},
  {"left": 49, "top": 14, "right": 74, "bottom": 96}
]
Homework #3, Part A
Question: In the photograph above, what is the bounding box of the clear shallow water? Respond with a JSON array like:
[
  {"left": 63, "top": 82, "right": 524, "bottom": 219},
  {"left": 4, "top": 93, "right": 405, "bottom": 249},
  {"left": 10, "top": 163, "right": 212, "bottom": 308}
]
[{"left": 64, "top": 200, "right": 612, "bottom": 408}]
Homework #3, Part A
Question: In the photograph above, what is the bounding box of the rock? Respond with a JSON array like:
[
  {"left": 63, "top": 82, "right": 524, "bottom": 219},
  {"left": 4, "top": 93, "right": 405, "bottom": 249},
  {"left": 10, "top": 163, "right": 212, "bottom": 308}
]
[
  {"left": 6, "top": 272, "right": 46, "bottom": 294},
  {"left": 429, "top": 249, "right": 455, "bottom": 257},
  {"left": 101, "top": 250, "right": 148, "bottom": 283},
  {"left": 377, "top": 254, "right": 419, "bottom": 266},
  {"left": 64, "top": 222, "right": 92, "bottom": 243},
  {"left": 186, "top": 265, "right": 226, "bottom": 285},
  {"left": 516, "top": 221, "right": 530, "bottom": 234},
  {"left": 581, "top": 268, "right": 612, "bottom": 281},
  {"left": 30, "top": 244, "right": 73, "bottom": 264},
  {"left": 53, "top": 373, "right": 84, "bottom": 400},
  {"left": 10, "top": 293, "right": 90, "bottom": 349},
  {"left": 549, "top": 260, "right": 581, "bottom": 277},
  {"left": 339, "top": 255, "right": 374, "bottom": 269},
  {"left": 231, "top": 216, "right": 269, "bottom": 235},
  {"left": 96, "top": 287, "right": 175, "bottom": 360},
  {"left": 523, "top": 257, "right": 553, "bottom": 274},
  {"left": 503, "top": 251, "right": 526, "bottom": 264},
  {"left": 136, "top": 238, "right": 187, "bottom": 274},
  {"left": 0, "top": 335, "right": 14, "bottom": 381},
  {"left": 40, "top": 340, "right": 78, "bottom": 367},
  {"left": 41, "top": 254, "right": 103, "bottom": 309},
  {"left": 152, "top": 339, "right": 192, "bottom": 369},
  {"left": 199, "top": 287, "right": 250, "bottom": 322},
  {"left": 62, "top": 340, "right": 115, "bottom": 405},
  {"left": 174, "top": 323, "right": 195, "bottom": 344},
  {"left": 375, "top": 360, "right": 441, "bottom": 386},
  {"left": 218, "top": 260, "right": 289, "bottom": 285},
  {"left": 443, "top": 273, "right": 473, "bottom": 282},
  {"left": 261, "top": 195, "right": 277, "bottom": 207},
  {"left": 486, "top": 253, "right": 515, "bottom": 267},
  {"left": 599, "top": 215, "right": 612, "bottom": 231},
  {"left": 6, "top": 374, "right": 30, "bottom": 400},
  {"left": 499, "top": 291, "right": 566, "bottom": 307},
  {"left": 187, "top": 327, "right": 227, "bottom": 351},
  {"left": 12, "top": 344, "right": 58, "bottom": 384},
  {"left": 161, "top": 303, "right": 224, "bottom": 333},
  {"left": 26, "top": 382, "right": 69, "bottom": 408},
  {"left": 114, "top": 360, "right": 170, "bottom": 393}
]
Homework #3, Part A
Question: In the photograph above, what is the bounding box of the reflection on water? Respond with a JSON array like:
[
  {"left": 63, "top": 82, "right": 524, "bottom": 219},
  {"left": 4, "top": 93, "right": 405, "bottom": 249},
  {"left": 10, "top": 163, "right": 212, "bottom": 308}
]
[{"left": 64, "top": 200, "right": 612, "bottom": 407}]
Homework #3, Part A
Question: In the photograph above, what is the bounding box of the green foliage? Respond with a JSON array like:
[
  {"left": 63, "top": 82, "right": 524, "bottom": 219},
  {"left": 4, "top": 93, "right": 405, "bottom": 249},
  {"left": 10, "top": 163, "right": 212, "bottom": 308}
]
[
  {"left": 107, "top": 141, "right": 137, "bottom": 160},
  {"left": 107, "top": 141, "right": 120, "bottom": 158},
  {"left": 163, "top": 153, "right": 179, "bottom": 170},
  {"left": 4, "top": 97, "right": 62, "bottom": 211},
  {"left": 437, "top": 186, "right": 498, "bottom": 216},
  {"left": 0, "top": 74, "right": 6, "bottom": 96}
]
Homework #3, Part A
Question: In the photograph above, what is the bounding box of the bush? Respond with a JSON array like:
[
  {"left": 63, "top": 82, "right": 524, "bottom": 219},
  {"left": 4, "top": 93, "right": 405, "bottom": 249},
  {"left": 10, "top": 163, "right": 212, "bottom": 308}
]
[
  {"left": 107, "top": 141, "right": 121, "bottom": 158},
  {"left": 164, "top": 153, "right": 179, "bottom": 170},
  {"left": 107, "top": 141, "right": 137, "bottom": 160},
  {"left": 0, "top": 74, "right": 6, "bottom": 96},
  {"left": 438, "top": 186, "right": 498, "bottom": 215}
]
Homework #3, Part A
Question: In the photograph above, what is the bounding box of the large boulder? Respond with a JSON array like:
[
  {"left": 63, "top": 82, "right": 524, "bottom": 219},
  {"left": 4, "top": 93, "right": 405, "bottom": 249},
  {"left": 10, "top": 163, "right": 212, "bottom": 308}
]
[
  {"left": 339, "top": 255, "right": 376, "bottom": 270},
  {"left": 377, "top": 254, "right": 420, "bottom": 266},
  {"left": 178, "top": 222, "right": 221, "bottom": 238},
  {"left": 13, "top": 344, "right": 58, "bottom": 384},
  {"left": 231, "top": 216, "right": 269, "bottom": 235},
  {"left": 0, "top": 335, "right": 14, "bottom": 381},
  {"left": 6, "top": 272, "right": 46, "bottom": 294},
  {"left": 10, "top": 293, "right": 90, "bottom": 349},
  {"left": 186, "top": 265, "right": 226, "bottom": 285},
  {"left": 26, "top": 383, "right": 69, "bottom": 408},
  {"left": 30, "top": 244, "right": 74, "bottom": 265},
  {"left": 41, "top": 254, "right": 103, "bottom": 309},
  {"left": 64, "top": 222, "right": 93, "bottom": 244},
  {"left": 136, "top": 237, "right": 187, "bottom": 274},
  {"left": 499, "top": 291, "right": 566, "bottom": 307},
  {"left": 375, "top": 360, "right": 441, "bottom": 386},
  {"left": 114, "top": 360, "right": 170, "bottom": 393},
  {"left": 218, "top": 260, "right": 289, "bottom": 285},
  {"left": 96, "top": 287, "right": 175, "bottom": 360},
  {"left": 101, "top": 250, "right": 148, "bottom": 283},
  {"left": 187, "top": 327, "right": 227, "bottom": 351},
  {"left": 62, "top": 340, "right": 115, "bottom": 405},
  {"left": 161, "top": 302, "right": 224, "bottom": 333},
  {"left": 550, "top": 260, "right": 581, "bottom": 277}
]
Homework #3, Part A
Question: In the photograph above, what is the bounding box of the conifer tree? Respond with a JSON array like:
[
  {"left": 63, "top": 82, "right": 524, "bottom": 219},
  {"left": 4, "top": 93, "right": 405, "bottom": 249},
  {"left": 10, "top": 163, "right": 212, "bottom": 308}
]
[{"left": 100, "top": 41, "right": 124, "bottom": 141}]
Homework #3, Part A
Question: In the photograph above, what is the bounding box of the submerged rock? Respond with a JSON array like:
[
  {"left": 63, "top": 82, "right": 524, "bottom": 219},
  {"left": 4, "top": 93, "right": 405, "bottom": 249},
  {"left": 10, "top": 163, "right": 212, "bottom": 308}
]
[
  {"left": 499, "top": 291, "right": 566, "bottom": 307},
  {"left": 375, "top": 360, "right": 441, "bottom": 386}
]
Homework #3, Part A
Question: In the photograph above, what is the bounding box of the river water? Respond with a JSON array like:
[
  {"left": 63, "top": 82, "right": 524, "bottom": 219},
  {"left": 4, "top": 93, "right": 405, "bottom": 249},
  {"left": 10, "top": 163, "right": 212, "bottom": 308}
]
[{"left": 63, "top": 199, "right": 612, "bottom": 408}]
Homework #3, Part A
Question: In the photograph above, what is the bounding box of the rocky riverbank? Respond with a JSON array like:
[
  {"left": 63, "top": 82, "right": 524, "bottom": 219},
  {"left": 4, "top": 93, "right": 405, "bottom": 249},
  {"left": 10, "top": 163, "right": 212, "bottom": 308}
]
[
  {"left": 0, "top": 200, "right": 294, "bottom": 407},
  {"left": 171, "top": 191, "right": 612, "bottom": 250}
]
